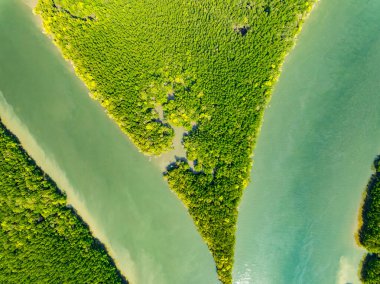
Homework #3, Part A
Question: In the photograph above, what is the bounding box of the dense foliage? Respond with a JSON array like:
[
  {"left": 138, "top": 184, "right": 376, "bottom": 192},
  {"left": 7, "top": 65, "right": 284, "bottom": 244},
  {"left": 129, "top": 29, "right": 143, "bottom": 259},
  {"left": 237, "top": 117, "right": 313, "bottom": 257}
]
[
  {"left": 35, "top": 0, "right": 315, "bottom": 282},
  {"left": 0, "top": 121, "right": 126, "bottom": 283},
  {"left": 358, "top": 157, "right": 380, "bottom": 283},
  {"left": 361, "top": 254, "right": 380, "bottom": 284}
]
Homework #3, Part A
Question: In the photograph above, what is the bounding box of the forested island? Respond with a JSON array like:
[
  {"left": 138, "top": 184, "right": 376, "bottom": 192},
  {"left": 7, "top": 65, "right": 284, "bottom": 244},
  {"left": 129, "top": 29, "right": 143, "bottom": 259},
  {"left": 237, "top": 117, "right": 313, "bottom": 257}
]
[
  {"left": 0, "top": 120, "right": 126, "bottom": 283},
  {"left": 35, "top": 0, "right": 316, "bottom": 282},
  {"left": 357, "top": 157, "right": 380, "bottom": 283}
]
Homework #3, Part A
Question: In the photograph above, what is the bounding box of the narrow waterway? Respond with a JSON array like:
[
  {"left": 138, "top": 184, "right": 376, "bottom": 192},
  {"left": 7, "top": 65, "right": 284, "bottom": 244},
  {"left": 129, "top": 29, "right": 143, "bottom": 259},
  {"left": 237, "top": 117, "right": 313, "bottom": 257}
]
[
  {"left": 0, "top": 1, "right": 218, "bottom": 283},
  {"left": 234, "top": 0, "right": 380, "bottom": 283}
]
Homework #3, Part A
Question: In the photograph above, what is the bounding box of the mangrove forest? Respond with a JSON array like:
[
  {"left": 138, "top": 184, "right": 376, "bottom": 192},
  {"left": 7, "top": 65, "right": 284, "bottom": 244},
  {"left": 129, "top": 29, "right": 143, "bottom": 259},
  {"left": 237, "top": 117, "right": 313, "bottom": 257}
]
[
  {"left": 35, "top": 0, "right": 316, "bottom": 282},
  {"left": 357, "top": 157, "right": 380, "bottom": 283},
  {"left": 0, "top": 120, "right": 126, "bottom": 283}
]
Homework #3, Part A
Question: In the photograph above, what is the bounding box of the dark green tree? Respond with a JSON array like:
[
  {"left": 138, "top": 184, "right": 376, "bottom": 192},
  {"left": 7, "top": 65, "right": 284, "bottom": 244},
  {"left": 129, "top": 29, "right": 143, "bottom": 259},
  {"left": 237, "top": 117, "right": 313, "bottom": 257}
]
[
  {"left": 0, "top": 120, "right": 127, "bottom": 283},
  {"left": 35, "top": 1, "right": 316, "bottom": 282}
]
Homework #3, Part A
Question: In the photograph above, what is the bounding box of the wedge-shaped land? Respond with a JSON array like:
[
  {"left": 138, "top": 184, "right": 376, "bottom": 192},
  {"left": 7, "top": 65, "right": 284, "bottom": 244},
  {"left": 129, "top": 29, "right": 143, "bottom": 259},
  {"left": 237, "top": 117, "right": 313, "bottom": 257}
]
[
  {"left": 36, "top": 0, "right": 314, "bottom": 282},
  {"left": 357, "top": 157, "right": 380, "bottom": 283},
  {"left": 0, "top": 121, "right": 126, "bottom": 283}
]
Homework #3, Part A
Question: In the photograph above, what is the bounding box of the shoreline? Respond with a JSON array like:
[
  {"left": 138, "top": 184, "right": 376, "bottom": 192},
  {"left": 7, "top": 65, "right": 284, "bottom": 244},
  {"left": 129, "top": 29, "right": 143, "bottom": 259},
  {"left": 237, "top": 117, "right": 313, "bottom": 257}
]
[
  {"left": 33, "top": 1, "right": 321, "bottom": 282},
  {"left": 21, "top": 0, "right": 38, "bottom": 8},
  {"left": 355, "top": 186, "right": 367, "bottom": 247},
  {"left": 20, "top": 0, "right": 43, "bottom": 27},
  {"left": 238, "top": 0, "right": 321, "bottom": 209},
  {"left": 354, "top": 157, "right": 380, "bottom": 247},
  {"left": 354, "top": 157, "right": 380, "bottom": 282},
  {"left": 0, "top": 90, "right": 133, "bottom": 282},
  {"left": 234, "top": 0, "right": 373, "bottom": 283},
  {"left": 0, "top": 106, "right": 129, "bottom": 284},
  {"left": 30, "top": 0, "right": 190, "bottom": 172},
  {"left": 12, "top": 3, "right": 135, "bottom": 280}
]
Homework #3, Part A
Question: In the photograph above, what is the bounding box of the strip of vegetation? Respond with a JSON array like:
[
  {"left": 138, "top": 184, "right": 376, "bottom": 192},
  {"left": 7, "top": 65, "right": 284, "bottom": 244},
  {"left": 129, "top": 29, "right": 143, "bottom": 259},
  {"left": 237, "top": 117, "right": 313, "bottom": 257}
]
[
  {"left": 35, "top": 1, "right": 315, "bottom": 282},
  {"left": 0, "top": 120, "right": 127, "bottom": 283},
  {"left": 357, "top": 156, "right": 380, "bottom": 283}
]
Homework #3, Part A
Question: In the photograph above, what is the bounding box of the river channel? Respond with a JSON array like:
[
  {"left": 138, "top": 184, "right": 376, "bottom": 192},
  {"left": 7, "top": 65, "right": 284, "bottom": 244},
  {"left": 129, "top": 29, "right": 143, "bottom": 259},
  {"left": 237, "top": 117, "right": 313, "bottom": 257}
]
[
  {"left": 2, "top": 1, "right": 380, "bottom": 283},
  {"left": 0, "top": 1, "right": 217, "bottom": 283},
  {"left": 234, "top": 0, "right": 380, "bottom": 283}
]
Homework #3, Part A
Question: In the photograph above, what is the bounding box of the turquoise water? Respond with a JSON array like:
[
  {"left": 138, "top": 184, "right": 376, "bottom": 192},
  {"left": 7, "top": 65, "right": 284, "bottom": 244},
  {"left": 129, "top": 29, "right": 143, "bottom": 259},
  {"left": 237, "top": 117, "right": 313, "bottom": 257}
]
[
  {"left": 234, "top": 0, "right": 380, "bottom": 283},
  {"left": 0, "top": 1, "right": 217, "bottom": 283},
  {"left": 2, "top": 0, "right": 380, "bottom": 283}
]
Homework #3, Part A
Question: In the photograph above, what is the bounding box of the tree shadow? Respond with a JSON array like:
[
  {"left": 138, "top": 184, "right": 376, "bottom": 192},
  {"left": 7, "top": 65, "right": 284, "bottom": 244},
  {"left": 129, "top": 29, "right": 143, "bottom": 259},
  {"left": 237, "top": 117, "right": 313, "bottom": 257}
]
[
  {"left": 165, "top": 156, "right": 204, "bottom": 175},
  {"left": 51, "top": 0, "right": 97, "bottom": 22},
  {"left": 234, "top": 25, "right": 251, "bottom": 36},
  {"left": 360, "top": 253, "right": 380, "bottom": 282}
]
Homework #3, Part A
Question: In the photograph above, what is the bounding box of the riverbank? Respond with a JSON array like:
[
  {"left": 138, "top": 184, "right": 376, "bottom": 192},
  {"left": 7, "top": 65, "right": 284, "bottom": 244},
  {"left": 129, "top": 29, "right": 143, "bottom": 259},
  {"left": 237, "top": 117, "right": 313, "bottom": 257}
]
[
  {"left": 234, "top": 0, "right": 380, "bottom": 282},
  {"left": 0, "top": 117, "right": 127, "bottom": 283},
  {"left": 0, "top": 91, "right": 132, "bottom": 281},
  {"left": 21, "top": 0, "right": 37, "bottom": 8},
  {"left": 34, "top": 1, "right": 318, "bottom": 281},
  {"left": 356, "top": 157, "right": 380, "bottom": 283},
  {"left": 0, "top": 2, "right": 217, "bottom": 282},
  {"left": 2, "top": 2, "right": 135, "bottom": 279}
]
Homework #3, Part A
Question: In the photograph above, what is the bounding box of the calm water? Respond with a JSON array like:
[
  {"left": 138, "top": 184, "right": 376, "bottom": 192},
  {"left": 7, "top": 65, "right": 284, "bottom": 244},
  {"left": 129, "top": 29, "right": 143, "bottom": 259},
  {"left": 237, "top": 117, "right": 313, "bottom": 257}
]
[
  {"left": 0, "top": 1, "right": 217, "bottom": 283},
  {"left": 2, "top": 0, "right": 380, "bottom": 283},
  {"left": 234, "top": 0, "right": 380, "bottom": 283}
]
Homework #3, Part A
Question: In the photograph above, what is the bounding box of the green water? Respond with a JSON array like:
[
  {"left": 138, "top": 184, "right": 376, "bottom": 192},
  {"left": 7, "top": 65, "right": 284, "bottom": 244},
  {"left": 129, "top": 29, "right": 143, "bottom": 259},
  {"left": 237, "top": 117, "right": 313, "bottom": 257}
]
[
  {"left": 234, "top": 0, "right": 380, "bottom": 283},
  {"left": 0, "top": 1, "right": 217, "bottom": 283},
  {"left": 2, "top": 0, "right": 380, "bottom": 283}
]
